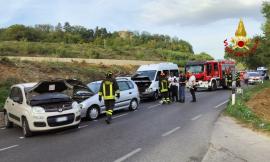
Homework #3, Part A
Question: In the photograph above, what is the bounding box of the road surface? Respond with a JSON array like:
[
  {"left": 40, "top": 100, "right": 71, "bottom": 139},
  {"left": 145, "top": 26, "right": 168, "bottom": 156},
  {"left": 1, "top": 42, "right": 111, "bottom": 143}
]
[{"left": 0, "top": 89, "right": 230, "bottom": 162}]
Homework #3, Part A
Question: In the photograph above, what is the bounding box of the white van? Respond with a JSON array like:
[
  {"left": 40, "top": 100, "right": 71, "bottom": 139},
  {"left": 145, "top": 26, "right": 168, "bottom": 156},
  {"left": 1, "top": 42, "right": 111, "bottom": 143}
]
[{"left": 132, "top": 62, "right": 179, "bottom": 100}]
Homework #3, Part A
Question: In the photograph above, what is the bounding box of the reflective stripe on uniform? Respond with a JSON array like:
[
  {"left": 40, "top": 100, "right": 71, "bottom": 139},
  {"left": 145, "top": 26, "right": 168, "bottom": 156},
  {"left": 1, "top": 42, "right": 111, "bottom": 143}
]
[
  {"left": 161, "top": 80, "right": 168, "bottom": 92},
  {"left": 103, "top": 81, "right": 115, "bottom": 100},
  {"left": 105, "top": 111, "right": 113, "bottom": 116}
]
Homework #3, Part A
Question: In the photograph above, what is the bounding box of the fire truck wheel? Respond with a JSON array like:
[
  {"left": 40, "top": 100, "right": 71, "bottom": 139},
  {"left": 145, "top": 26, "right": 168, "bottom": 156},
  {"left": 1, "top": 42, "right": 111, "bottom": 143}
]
[{"left": 211, "top": 81, "right": 217, "bottom": 91}]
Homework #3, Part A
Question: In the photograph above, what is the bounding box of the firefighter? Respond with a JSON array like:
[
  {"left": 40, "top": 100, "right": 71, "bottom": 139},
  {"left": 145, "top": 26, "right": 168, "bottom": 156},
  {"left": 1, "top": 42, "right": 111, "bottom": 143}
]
[
  {"left": 159, "top": 72, "right": 170, "bottom": 104},
  {"left": 235, "top": 71, "right": 241, "bottom": 87},
  {"left": 226, "top": 70, "right": 233, "bottom": 88},
  {"left": 98, "top": 72, "right": 120, "bottom": 124}
]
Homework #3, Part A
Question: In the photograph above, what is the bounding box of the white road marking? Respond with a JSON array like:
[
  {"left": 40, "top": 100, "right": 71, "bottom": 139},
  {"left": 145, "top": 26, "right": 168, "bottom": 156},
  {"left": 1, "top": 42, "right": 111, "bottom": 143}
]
[
  {"left": 147, "top": 104, "right": 161, "bottom": 109},
  {"left": 112, "top": 113, "right": 128, "bottom": 119},
  {"left": 0, "top": 145, "right": 19, "bottom": 152},
  {"left": 191, "top": 114, "right": 202, "bottom": 121},
  {"left": 214, "top": 100, "right": 229, "bottom": 108},
  {"left": 134, "top": 110, "right": 138, "bottom": 112},
  {"left": 162, "top": 126, "right": 181, "bottom": 137},
  {"left": 93, "top": 120, "right": 98, "bottom": 122},
  {"left": 78, "top": 125, "right": 88, "bottom": 129},
  {"left": 19, "top": 137, "right": 24, "bottom": 139},
  {"left": 1, "top": 127, "right": 6, "bottom": 130},
  {"left": 114, "top": 148, "right": 142, "bottom": 162}
]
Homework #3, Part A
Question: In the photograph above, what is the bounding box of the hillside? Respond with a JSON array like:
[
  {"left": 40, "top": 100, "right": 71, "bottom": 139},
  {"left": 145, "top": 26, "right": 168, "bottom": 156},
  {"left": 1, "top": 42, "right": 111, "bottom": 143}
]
[{"left": 0, "top": 23, "right": 214, "bottom": 66}]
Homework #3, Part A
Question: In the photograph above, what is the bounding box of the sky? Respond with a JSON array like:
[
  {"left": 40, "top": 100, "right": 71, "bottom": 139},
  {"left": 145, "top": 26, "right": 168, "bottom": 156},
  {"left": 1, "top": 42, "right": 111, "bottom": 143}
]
[{"left": 0, "top": 0, "right": 267, "bottom": 59}]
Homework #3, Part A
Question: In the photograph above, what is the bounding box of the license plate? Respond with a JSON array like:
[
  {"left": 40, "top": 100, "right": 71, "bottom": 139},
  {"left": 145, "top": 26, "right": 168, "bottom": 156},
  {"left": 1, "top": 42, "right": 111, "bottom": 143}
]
[{"left": 56, "top": 116, "right": 68, "bottom": 122}]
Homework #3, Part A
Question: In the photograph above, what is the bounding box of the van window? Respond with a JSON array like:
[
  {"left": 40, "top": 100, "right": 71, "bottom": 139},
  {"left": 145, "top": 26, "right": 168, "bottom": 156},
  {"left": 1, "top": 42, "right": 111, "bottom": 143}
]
[
  {"left": 170, "top": 70, "right": 179, "bottom": 77},
  {"left": 137, "top": 70, "right": 156, "bottom": 80},
  {"left": 156, "top": 71, "right": 161, "bottom": 81},
  {"left": 163, "top": 70, "right": 169, "bottom": 76}
]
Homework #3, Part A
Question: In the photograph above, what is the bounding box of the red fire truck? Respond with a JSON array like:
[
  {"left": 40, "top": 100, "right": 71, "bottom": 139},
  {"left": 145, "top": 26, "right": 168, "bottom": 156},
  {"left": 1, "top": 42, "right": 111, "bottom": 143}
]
[{"left": 185, "top": 60, "right": 235, "bottom": 90}]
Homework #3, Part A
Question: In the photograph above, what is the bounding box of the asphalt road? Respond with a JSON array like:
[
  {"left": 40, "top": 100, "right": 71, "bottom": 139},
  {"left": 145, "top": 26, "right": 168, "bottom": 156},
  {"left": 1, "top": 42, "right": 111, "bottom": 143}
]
[{"left": 0, "top": 89, "right": 231, "bottom": 162}]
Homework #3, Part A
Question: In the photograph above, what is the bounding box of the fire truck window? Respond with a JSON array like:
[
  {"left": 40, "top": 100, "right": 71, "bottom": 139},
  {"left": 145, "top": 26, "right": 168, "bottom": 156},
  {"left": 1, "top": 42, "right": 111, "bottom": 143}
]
[
  {"left": 214, "top": 63, "right": 218, "bottom": 71},
  {"left": 207, "top": 64, "right": 212, "bottom": 76}
]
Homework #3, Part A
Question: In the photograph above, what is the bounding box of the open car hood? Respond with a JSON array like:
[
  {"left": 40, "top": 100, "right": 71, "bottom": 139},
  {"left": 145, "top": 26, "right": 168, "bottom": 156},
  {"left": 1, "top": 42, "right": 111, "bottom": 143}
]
[
  {"left": 131, "top": 74, "right": 151, "bottom": 83},
  {"left": 65, "top": 79, "right": 90, "bottom": 90},
  {"left": 28, "top": 80, "right": 72, "bottom": 94}
]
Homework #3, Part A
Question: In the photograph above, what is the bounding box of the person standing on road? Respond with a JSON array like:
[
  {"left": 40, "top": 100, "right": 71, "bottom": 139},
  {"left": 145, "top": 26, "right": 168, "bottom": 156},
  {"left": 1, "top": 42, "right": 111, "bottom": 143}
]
[
  {"left": 188, "top": 72, "right": 196, "bottom": 102},
  {"left": 179, "top": 71, "right": 187, "bottom": 103},
  {"left": 159, "top": 72, "right": 170, "bottom": 104},
  {"left": 98, "top": 72, "right": 120, "bottom": 124},
  {"left": 225, "top": 69, "right": 233, "bottom": 88},
  {"left": 170, "top": 76, "right": 178, "bottom": 102},
  {"left": 235, "top": 71, "right": 241, "bottom": 87},
  {"left": 168, "top": 72, "right": 174, "bottom": 101},
  {"left": 243, "top": 72, "right": 248, "bottom": 86}
]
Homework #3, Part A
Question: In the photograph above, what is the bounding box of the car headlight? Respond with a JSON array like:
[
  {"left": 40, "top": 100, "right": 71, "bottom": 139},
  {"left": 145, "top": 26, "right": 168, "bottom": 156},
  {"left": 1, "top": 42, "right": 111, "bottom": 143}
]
[
  {"left": 32, "top": 106, "right": 45, "bottom": 114},
  {"left": 146, "top": 88, "right": 153, "bottom": 93},
  {"left": 72, "top": 102, "right": 82, "bottom": 110}
]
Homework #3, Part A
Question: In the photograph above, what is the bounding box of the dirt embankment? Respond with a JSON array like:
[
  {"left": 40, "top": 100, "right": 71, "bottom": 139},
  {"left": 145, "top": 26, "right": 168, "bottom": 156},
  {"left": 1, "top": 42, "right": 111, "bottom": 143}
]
[{"left": 246, "top": 88, "right": 270, "bottom": 122}]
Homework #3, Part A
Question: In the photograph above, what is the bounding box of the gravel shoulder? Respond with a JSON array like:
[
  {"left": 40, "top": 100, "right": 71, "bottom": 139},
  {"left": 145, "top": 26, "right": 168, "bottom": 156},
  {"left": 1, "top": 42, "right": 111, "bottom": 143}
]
[{"left": 202, "top": 115, "right": 270, "bottom": 162}]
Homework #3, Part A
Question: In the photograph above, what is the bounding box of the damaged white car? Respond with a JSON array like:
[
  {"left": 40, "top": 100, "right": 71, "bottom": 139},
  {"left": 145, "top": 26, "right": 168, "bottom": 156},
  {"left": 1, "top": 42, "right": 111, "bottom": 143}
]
[{"left": 3, "top": 80, "right": 81, "bottom": 137}]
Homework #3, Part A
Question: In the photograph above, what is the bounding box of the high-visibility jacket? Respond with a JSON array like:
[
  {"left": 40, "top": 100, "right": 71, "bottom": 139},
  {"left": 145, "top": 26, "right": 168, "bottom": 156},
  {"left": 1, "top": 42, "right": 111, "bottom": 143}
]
[
  {"left": 98, "top": 78, "right": 120, "bottom": 100},
  {"left": 159, "top": 78, "right": 169, "bottom": 93},
  {"left": 235, "top": 73, "right": 240, "bottom": 81},
  {"left": 226, "top": 73, "right": 233, "bottom": 82}
]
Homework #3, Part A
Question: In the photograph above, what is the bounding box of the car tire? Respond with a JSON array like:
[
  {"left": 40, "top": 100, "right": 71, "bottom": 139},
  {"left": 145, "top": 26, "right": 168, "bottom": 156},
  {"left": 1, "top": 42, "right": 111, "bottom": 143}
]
[
  {"left": 86, "top": 106, "right": 100, "bottom": 121},
  {"left": 72, "top": 124, "right": 79, "bottom": 129},
  {"left": 4, "top": 111, "right": 13, "bottom": 128},
  {"left": 152, "top": 91, "right": 159, "bottom": 101},
  {"left": 22, "top": 117, "right": 32, "bottom": 137},
  {"left": 129, "top": 99, "right": 138, "bottom": 111}
]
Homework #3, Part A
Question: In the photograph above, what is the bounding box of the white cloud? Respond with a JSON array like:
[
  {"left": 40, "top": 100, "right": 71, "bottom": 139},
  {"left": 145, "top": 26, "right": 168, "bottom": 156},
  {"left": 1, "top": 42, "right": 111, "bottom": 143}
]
[
  {"left": 141, "top": 0, "right": 264, "bottom": 26},
  {"left": 0, "top": 0, "right": 32, "bottom": 25}
]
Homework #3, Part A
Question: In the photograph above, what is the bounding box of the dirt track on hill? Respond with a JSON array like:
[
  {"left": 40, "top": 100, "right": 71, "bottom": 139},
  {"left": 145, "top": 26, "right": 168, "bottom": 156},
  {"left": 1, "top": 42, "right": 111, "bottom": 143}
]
[
  {"left": 3, "top": 56, "right": 161, "bottom": 66},
  {"left": 247, "top": 88, "right": 270, "bottom": 122}
]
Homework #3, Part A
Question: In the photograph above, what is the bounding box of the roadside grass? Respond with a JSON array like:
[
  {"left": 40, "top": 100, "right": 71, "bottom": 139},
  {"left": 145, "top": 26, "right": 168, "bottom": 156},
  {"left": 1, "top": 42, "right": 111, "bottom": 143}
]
[{"left": 225, "top": 81, "right": 270, "bottom": 131}]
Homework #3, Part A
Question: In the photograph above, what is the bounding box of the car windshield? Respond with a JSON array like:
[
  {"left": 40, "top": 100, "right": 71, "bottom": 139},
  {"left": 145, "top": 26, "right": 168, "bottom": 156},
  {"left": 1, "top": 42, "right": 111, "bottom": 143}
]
[
  {"left": 248, "top": 73, "right": 260, "bottom": 77},
  {"left": 185, "top": 65, "right": 204, "bottom": 73},
  {"left": 136, "top": 70, "right": 157, "bottom": 80},
  {"left": 87, "top": 82, "right": 101, "bottom": 94}
]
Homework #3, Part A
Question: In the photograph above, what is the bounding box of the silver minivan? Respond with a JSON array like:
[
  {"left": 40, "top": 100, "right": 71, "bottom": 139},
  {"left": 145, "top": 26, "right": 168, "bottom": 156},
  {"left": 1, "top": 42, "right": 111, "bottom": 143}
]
[{"left": 78, "top": 78, "right": 140, "bottom": 120}]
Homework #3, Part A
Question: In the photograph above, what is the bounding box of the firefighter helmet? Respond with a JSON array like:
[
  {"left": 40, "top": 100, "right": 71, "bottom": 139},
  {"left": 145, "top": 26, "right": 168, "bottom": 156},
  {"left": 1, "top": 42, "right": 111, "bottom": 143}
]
[{"left": 106, "top": 71, "right": 113, "bottom": 78}]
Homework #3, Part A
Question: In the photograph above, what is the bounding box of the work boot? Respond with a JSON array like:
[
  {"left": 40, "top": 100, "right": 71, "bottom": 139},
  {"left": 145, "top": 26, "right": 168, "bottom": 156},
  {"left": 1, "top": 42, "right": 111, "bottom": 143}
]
[{"left": 105, "top": 116, "right": 112, "bottom": 124}]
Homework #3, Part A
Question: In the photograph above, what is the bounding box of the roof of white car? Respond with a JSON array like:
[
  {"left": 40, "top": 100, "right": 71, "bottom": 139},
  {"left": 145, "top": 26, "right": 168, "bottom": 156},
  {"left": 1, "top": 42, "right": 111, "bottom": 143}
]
[
  {"left": 13, "top": 83, "right": 37, "bottom": 88},
  {"left": 137, "top": 62, "right": 178, "bottom": 71}
]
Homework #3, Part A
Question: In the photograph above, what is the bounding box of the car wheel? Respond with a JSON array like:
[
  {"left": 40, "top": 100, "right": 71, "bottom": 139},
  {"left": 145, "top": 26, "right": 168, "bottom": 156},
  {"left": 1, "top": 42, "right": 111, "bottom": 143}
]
[
  {"left": 129, "top": 99, "right": 138, "bottom": 111},
  {"left": 72, "top": 124, "right": 79, "bottom": 129},
  {"left": 152, "top": 91, "right": 159, "bottom": 101},
  {"left": 4, "top": 111, "right": 13, "bottom": 128},
  {"left": 86, "top": 106, "right": 100, "bottom": 120},
  {"left": 22, "top": 117, "right": 32, "bottom": 137}
]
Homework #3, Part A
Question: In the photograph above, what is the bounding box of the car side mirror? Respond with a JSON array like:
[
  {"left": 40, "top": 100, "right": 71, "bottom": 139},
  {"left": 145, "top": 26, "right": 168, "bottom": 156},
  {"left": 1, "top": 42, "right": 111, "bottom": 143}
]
[{"left": 13, "top": 97, "right": 23, "bottom": 104}]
